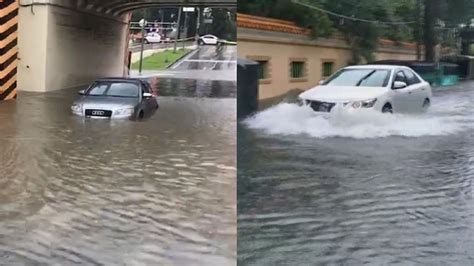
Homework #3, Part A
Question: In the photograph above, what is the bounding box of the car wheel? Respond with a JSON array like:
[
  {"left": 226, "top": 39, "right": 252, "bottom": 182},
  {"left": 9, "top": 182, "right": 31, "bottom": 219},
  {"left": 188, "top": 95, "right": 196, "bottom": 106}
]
[
  {"left": 382, "top": 103, "right": 393, "bottom": 114},
  {"left": 198, "top": 40, "right": 204, "bottom": 45},
  {"left": 422, "top": 98, "right": 430, "bottom": 109}
]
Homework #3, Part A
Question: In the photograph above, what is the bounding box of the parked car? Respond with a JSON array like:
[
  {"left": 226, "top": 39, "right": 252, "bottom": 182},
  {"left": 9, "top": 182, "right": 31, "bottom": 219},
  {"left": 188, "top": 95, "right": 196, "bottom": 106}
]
[
  {"left": 198, "top": 34, "right": 219, "bottom": 45},
  {"left": 131, "top": 32, "right": 144, "bottom": 43},
  {"left": 298, "top": 65, "right": 432, "bottom": 114},
  {"left": 144, "top": 32, "right": 162, "bottom": 44},
  {"left": 71, "top": 78, "right": 158, "bottom": 120}
]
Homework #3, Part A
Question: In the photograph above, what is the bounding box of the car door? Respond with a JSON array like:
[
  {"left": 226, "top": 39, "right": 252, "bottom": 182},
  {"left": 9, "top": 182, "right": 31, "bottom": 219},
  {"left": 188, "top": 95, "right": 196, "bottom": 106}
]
[
  {"left": 141, "top": 81, "right": 158, "bottom": 113},
  {"left": 209, "top": 36, "right": 218, "bottom": 45},
  {"left": 391, "top": 70, "right": 412, "bottom": 112},
  {"left": 403, "top": 69, "right": 427, "bottom": 111}
]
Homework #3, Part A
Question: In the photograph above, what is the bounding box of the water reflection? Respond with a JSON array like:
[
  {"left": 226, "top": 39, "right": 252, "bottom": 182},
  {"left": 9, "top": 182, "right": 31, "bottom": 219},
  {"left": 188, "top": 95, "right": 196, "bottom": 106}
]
[
  {"left": 0, "top": 79, "right": 236, "bottom": 265},
  {"left": 145, "top": 77, "right": 236, "bottom": 98}
]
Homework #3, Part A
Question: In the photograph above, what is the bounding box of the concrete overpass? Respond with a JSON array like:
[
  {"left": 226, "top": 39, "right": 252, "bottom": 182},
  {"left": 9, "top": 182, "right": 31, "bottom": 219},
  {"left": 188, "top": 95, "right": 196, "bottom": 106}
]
[{"left": 0, "top": 0, "right": 235, "bottom": 100}]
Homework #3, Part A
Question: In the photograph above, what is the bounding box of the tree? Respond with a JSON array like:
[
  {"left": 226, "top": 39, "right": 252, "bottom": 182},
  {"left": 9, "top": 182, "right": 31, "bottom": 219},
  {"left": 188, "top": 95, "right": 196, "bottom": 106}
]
[{"left": 239, "top": 0, "right": 474, "bottom": 63}]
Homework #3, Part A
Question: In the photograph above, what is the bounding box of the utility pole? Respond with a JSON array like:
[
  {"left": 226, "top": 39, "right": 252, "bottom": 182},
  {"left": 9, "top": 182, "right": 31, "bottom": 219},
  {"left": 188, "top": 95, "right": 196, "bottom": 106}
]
[
  {"left": 183, "top": 11, "right": 188, "bottom": 50},
  {"left": 416, "top": 0, "right": 422, "bottom": 60},
  {"left": 138, "top": 18, "right": 147, "bottom": 75},
  {"left": 174, "top": 8, "right": 182, "bottom": 53},
  {"left": 196, "top": 7, "right": 201, "bottom": 40},
  {"left": 424, "top": 0, "right": 436, "bottom": 62}
]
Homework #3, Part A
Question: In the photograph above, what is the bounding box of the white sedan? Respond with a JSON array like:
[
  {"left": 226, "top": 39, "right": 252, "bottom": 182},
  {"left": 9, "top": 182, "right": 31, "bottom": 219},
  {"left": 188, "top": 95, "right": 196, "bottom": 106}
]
[
  {"left": 144, "top": 32, "right": 161, "bottom": 43},
  {"left": 198, "top": 34, "right": 219, "bottom": 45},
  {"left": 298, "top": 65, "right": 432, "bottom": 114}
]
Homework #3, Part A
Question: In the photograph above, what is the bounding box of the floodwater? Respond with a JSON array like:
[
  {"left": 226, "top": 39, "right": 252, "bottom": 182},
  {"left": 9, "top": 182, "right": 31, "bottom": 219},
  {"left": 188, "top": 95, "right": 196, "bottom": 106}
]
[
  {"left": 0, "top": 78, "right": 236, "bottom": 265},
  {"left": 238, "top": 82, "right": 474, "bottom": 265}
]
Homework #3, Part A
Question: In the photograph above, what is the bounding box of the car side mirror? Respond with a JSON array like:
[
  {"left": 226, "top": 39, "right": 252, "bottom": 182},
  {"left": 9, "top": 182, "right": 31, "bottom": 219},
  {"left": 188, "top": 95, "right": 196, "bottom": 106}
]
[
  {"left": 318, "top": 80, "right": 325, "bottom": 85},
  {"left": 393, "top": 81, "right": 407, "bottom": 89},
  {"left": 78, "top": 89, "right": 85, "bottom": 95},
  {"left": 143, "top": 92, "right": 153, "bottom": 98}
]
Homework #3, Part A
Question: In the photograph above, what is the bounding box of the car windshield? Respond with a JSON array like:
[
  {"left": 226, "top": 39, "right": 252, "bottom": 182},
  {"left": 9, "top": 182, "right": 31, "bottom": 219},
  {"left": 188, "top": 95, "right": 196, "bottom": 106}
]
[
  {"left": 87, "top": 82, "right": 139, "bottom": 98},
  {"left": 324, "top": 69, "right": 391, "bottom": 87}
]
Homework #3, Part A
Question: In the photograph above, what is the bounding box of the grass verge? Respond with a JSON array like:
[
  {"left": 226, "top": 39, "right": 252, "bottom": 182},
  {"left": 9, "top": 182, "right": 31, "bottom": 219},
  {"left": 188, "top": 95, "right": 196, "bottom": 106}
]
[{"left": 132, "top": 49, "right": 190, "bottom": 70}]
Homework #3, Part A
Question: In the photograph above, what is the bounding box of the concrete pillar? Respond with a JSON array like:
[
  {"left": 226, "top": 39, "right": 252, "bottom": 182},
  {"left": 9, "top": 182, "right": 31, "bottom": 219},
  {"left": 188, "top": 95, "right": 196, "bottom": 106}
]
[
  {"left": 18, "top": 4, "right": 129, "bottom": 92},
  {"left": 0, "top": 0, "right": 18, "bottom": 100}
]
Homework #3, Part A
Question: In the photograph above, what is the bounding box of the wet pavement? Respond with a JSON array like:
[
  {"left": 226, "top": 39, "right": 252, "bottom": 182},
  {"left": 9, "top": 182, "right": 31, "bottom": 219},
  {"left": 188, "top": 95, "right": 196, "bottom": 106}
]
[
  {"left": 238, "top": 82, "right": 474, "bottom": 265},
  {"left": 0, "top": 78, "right": 236, "bottom": 265},
  {"left": 172, "top": 46, "right": 236, "bottom": 71}
]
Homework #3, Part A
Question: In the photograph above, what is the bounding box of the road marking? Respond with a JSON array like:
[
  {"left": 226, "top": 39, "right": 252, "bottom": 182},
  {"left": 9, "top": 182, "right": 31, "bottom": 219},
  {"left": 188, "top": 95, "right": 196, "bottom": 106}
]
[{"left": 171, "top": 48, "right": 201, "bottom": 70}]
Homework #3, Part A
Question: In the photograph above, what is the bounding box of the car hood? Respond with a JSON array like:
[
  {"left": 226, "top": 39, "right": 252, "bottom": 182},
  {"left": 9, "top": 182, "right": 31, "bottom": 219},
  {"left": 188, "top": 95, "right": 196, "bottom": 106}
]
[
  {"left": 74, "top": 96, "right": 138, "bottom": 109},
  {"left": 298, "top": 85, "right": 389, "bottom": 103}
]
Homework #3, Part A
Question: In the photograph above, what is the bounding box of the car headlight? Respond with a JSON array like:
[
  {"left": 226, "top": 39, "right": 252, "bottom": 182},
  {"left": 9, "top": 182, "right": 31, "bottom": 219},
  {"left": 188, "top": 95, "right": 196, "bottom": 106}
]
[
  {"left": 296, "top": 97, "right": 306, "bottom": 106},
  {"left": 345, "top": 98, "right": 377, "bottom": 109},
  {"left": 115, "top": 108, "right": 135, "bottom": 116},
  {"left": 71, "top": 104, "right": 82, "bottom": 113}
]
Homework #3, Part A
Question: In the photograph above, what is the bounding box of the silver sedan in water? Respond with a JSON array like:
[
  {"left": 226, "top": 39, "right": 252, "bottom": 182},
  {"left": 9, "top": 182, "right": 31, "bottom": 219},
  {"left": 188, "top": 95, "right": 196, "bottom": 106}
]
[{"left": 71, "top": 78, "right": 159, "bottom": 120}]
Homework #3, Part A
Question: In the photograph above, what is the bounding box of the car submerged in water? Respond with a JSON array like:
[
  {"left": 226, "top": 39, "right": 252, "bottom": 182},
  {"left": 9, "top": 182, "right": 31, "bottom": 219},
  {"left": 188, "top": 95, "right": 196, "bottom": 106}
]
[
  {"left": 71, "top": 78, "right": 158, "bottom": 120},
  {"left": 298, "top": 65, "right": 432, "bottom": 114}
]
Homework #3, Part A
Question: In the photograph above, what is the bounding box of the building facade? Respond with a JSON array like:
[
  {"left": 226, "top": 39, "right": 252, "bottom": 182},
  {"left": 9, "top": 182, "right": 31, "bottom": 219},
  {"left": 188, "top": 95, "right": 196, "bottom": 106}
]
[{"left": 237, "top": 13, "right": 421, "bottom": 100}]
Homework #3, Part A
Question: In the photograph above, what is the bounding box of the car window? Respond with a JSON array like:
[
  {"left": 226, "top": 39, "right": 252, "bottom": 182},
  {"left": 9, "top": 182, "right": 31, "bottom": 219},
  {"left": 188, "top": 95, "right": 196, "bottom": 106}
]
[
  {"left": 403, "top": 69, "right": 421, "bottom": 85},
  {"left": 141, "top": 81, "right": 151, "bottom": 93},
  {"left": 324, "top": 69, "right": 391, "bottom": 87},
  {"left": 106, "top": 83, "right": 139, "bottom": 97},
  {"left": 87, "top": 82, "right": 139, "bottom": 98},
  {"left": 88, "top": 83, "right": 108, "bottom": 95},
  {"left": 394, "top": 71, "right": 407, "bottom": 83}
]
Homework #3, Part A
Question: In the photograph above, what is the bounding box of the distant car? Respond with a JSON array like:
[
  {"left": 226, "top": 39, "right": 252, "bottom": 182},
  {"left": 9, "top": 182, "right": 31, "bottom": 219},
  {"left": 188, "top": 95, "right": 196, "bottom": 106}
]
[
  {"left": 198, "top": 34, "right": 219, "bottom": 45},
  {"left": 131, "top": 32, "right": 144, "bottom": 43},
  {"left": 71, "top": 78, "right": 159, "bottom": 120},
  {"left": 298, "top": 65, "right": 432, "bottom": 114},
  {"left": 144, "top": 32, "right": 162, "bottom": 43}
]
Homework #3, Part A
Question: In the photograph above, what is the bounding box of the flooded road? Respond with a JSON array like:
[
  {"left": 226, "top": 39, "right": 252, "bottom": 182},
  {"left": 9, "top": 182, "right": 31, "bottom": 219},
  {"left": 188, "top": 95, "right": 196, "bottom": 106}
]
[
  {"left": 0, "top": 78, "right": 236, "bottom": 265},
  {"left": 238, "top": 82, "right": 474, "bottom": 265}
]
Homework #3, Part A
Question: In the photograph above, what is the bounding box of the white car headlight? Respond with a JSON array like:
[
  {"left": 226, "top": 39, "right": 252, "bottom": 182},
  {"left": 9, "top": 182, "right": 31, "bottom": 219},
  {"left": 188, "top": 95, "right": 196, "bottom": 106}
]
[
  {"left": 296, "top": 97, "right": 306, "bottom": 106},
  {"left": 346, "top": 98, "right": 377, "bottom": 109},
  {"left": 115, "top": 108, "right": 135, "bottom": 116},
  {"left": 71, "top": 104, "right": 82, "bottom": 113}
]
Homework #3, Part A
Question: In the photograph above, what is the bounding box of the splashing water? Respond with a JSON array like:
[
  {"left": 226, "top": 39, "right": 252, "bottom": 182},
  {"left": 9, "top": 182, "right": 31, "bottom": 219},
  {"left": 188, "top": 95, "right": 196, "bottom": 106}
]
[{"left": 244, "top": 94, "right": 473, "bottom": 139}]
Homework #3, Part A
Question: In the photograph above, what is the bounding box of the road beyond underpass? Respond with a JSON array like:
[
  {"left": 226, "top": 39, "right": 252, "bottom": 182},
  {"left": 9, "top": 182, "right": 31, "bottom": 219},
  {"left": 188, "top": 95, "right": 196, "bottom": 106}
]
[{"left": 130, "top": 45, "right": 237, "bottom": 81}]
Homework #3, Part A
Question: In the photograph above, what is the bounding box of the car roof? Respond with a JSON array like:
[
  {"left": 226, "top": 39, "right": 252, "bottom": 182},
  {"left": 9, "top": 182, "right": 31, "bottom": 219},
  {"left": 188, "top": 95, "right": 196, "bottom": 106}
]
[{"left": 345, "top": 64, "right": 410, "bottom": 70}]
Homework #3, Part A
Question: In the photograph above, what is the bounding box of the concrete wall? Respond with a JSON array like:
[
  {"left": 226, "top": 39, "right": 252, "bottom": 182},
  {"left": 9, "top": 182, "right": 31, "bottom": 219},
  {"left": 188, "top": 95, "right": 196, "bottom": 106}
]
[
  {"left": 18, "top": 5, "right": 129, "bottom": 92},
  {"left": 18, "top": 5, "right": 49, "bottom": 92},
  {"left": 237, "top": 28, "right": 420, "bottom": 100}
]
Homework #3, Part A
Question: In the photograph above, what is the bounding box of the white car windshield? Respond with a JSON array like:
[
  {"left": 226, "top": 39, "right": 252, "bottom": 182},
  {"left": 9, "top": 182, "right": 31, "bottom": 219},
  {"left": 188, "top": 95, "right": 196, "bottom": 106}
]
[
  {"left": 87, "top": 82, "right": 139, "bottom": 98},
  {"left": 324, "top": 69, "right": 391, "bottom": 87}
]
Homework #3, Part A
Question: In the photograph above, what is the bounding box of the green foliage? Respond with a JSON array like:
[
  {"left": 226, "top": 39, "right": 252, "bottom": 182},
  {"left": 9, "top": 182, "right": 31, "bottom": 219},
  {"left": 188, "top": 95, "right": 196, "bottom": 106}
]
[
  {"left": 239, "top": 0, "right": 474, "bottom": 63},
  {"left": 131, "top": 49, "right": 190, "bottom": 70}
]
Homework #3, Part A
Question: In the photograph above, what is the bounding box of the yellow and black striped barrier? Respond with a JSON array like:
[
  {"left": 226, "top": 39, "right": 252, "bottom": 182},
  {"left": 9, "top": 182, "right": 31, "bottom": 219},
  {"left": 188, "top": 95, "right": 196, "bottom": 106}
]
[{"left": 0, "top": 0, "right": 17, "bottom": 101}]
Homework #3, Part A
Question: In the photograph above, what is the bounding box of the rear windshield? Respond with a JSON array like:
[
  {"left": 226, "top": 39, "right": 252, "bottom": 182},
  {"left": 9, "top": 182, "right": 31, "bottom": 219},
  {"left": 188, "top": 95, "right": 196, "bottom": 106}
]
[
  {"left": 324, "top": 69, "right": 391, "bottom": 87},
  {"left": 87, "top": 82, "right": 139, "bottom": 98}
]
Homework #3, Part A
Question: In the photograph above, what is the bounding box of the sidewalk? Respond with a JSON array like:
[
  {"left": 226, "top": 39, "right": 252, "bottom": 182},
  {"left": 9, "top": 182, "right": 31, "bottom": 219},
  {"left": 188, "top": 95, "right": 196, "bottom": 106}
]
[{"left": 130, "top": 45, "right": 197, "bottom": 64}]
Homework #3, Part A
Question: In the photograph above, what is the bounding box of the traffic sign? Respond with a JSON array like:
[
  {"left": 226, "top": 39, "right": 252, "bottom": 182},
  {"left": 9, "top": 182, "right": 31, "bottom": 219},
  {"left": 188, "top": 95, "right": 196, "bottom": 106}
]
[
  {"left": 139, "top": 19, "right": 147, "bottom": 27},
  {"left": 183, "top": 7, "right": 195, "bottom": 12}
]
